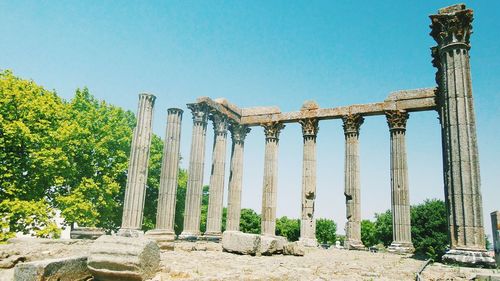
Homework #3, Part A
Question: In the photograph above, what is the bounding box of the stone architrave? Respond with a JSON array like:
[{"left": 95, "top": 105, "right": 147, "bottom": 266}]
[
  {"left": 118, "top": 93, "right": 156, "bottom": 237},
  {"left": 342, "top": 114, "right": 365, "bottom": 250},
  {"left": 298, "top": 118, "right": 319, "bottom": 247},
  {"left": 491, "top": 211, "right": 500, "bottom": 266},
  {"left": 430, "top": 4, "right": 495, "bottom": 267},
  {"left": 205, "top": 112, "right": 229, "bottom": 239},
  {"left": 225, "top": 123, "right": 251, "bottom": 231},
  {"left": 179, "top": 103, "right": 209, "bottom": 240},
  {"left": 261, "top": 122, "right": 285, "bottom": 236},
  {"left": 385, "top": 110, "right": 414, "bottom": 254},
  {"left": 146, "top": 108, "right": 183, "bottom": 248}
]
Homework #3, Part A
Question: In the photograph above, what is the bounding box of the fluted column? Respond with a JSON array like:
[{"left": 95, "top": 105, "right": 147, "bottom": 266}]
[
  {"left": 298, "top": 118, "right": 319, "bottom": 247},
  {"left": 430, "top": 4, "right": 495, "bottom": 267},
  {"left": 261, "top": 122, "right": 285, "bottom": 236},
  {"left": 226, "top": 123, "right": 251, "bottom": 231},
  {"left": 205, "top": 112, "right": 229, "bottom": 239},
  {"left": 342, "top": 114, "right": 365, "bottom": 250},
  {"left": 119, "top": 93, "right": 156, "bottom": 237},
  {"left": 179, "top": 103, "right": 209, "bottom": 240},
  {"left": 146, "top": 108, "right": 183, "bottom": 247},
  {"left": 385, "top": 110, "right": 414, "bottom": 254}
]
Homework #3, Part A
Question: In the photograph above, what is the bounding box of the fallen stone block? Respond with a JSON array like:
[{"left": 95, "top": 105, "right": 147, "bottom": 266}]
[
  {"left": 13, "top": 256, "right": 90, "bottom": 281},
  {"left": 275, "top": 236, "right": 287, "bottom": 253},
  {"left": 0, "top": 254, "right": 26, "bottom": 269},
  {"left": 283, "top": 242, "right": 305, "bottom": 256},
  {"left": 222, "top": 231, "right": 260, "bottom": 255},
  {"left": 70, "top": 227, "right": 105, "bottom": 240},
  {"left": 87, "top": 235, "right": 160, "bottom": 281},
  {"left": 259, "top": 236, "right": 278, "bottom": 255},
  {"left": 145, "top": 229, "right": 175, "bottom": 251}
]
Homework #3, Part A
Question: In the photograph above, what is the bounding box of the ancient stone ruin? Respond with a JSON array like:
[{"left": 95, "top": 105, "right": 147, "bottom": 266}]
[{"left": 12, "top": 3, "right": 494, "bottom": 281}]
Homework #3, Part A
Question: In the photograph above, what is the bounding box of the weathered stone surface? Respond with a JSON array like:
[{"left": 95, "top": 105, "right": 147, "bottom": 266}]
[
  {"left": 145, "top": 229, "right": 175, "bottom": 251},
  {"left": 221, "top": 231, "right": 260, "bottom": 255},
  {"left": 472, "top": 274, "right": 500, "bottom": 281},
  {"left": 283, "top": 242, "right": 305, "bottom": 256},
  {"left": 442, "top": 249, "right": 496, "bottom": 268},
  {"left": 87, "top": 235, "right": 160, "bottom": 281},
  {"left": 0, "top": 254, "right": 25, "bottom": 269},
  {"left": 70, "top": 227, "right": 105, "bottom": 240},
  {"left": 259, "top": 236, "right": 278, "bottom": 256},
  {"left": 275, "top": 236, "right": 287, "bottom": 253},
  {"left": 13, "top": 256, "right": 90, "bottom": 281}
]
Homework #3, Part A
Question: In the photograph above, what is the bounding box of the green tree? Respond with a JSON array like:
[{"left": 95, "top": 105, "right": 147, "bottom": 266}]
[
  {"left": 315, "top": 218, "right": 337, "bottom": 245},
  {"left": 276, "top": 216, "right": 300, "bottom": 241},
  {"left": 239, "top": 208, "right": 261, "bottom": 234},
  {"left": 0, "top": 70, "right": 69, "bottom": 240},
  {"left": 361, "top": 219, "right": 379, "bottom": 247},
  {"left": 174, "top": 169, "right": 188, "bottom": 235},
  {"left": 374, "top": 210, "right": 393, "bottom": 247},
  {"left": 410, "top": 199, "right": 448, "bottom": 261}
]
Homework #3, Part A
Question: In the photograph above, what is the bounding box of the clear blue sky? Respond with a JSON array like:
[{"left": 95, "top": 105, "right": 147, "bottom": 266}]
[{"left": 1, "top": 1, "right": 499, "bottom": 238}]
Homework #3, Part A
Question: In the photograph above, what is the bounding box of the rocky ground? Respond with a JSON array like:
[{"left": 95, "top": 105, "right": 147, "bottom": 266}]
[{"left": 0, "top": 238, "right": 498, "bottom": 281}]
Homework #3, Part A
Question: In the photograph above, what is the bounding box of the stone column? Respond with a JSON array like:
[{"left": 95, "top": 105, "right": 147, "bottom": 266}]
[
  {"left": 492, "top": 211, "right": 500, "bottom": 267},
  {"left": 342, "top": 114, "right": 365, "bottom": 250},
  {"left": 297, "top": 118, "right": 319, "bottom": 247},
  {"left": 205, "top": 112, "right": 229, "bottom": 239},
  {"left": 179, "top": 103, "right": 209, "bottom": 240},
  {"left": 261, "top": 122, "right": 285, "bottom": 236},
  {"left": 430, "top": 4, "right": 495, "bottom": 267},
  {"left": 385, "top": 110, "right": 414, "bottom": 254},
  {"left": 226, "top": 123, "right": 251, "bottom": 232},
  {"left": 146, "top": 108, "right": 183, "bottom": 247},
  {"left": 119, "top": 93, "right": 156, "bottom": 237}
]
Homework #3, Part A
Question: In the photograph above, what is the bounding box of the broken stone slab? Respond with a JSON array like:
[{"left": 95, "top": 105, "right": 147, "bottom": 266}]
[
  {"left": 87, "top": 235, "right": 160, "bottom": 281},
  {"left": 13, "top": 256, "right": 90, "bottom": 281},
  {"left": 275, "top": 236, "right": 287, "bottom": 254},
  {"left": 442, "top": 249, "right": 497, "bottom": 268},
  {"left": 70, "top": 227, "right": 105, "bottom": 240},
  {"left": 0, "top": 254, "right": 26, "bottom": 269},
  {"left": 283, "top": 242, "right": 305, "bottom": 256},
  {"left": 472, "top": 274, "right": 500, "bottom": 281},
  {"left": 222, "top": 231, "right": 260, "bottom": 255},
  {"left": 259, "top": 236, "right": 278, "bottom": 255}
]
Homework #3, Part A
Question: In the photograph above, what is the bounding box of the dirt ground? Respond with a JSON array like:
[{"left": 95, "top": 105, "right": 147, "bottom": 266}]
[{"left": 0, "top": 238, "right": 498, "bottom": 281}]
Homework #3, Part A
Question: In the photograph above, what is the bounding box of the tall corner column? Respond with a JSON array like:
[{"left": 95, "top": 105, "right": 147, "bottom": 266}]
[
  {"left": 119, "top": 93, "right": 156, "bottom": 237},
  {"left": 261, "top": 122, "right": 285, "bottom": 236},
  {"left": 146, "top": 108, "right": 183, "bottom": 248},
  {"left": 298, "top": 118, "right": 319, "bottom": 247},
  {"left": 204, "top": 112, "right": 229, "bottom": 240},
  {"left": 430, "top": 4, "right": 495, "bottom": 267},
  {"left": 385, "top": 110, "right": 414, "bottom": 254},
  {"left": 179, "top": 103, "right": 209, "bottom": 241},
  {"left": 492, "top": 211, "right": 500, "bottom": 266},
  {"left": 225, "top": 123, "right": 251, "bottom": 232},
  {"left": 342, "top": 114, "right": 365, "bottom": 250}
]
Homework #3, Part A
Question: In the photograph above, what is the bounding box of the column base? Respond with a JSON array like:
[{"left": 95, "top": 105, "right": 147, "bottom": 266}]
[
  {"left": 117, "top": 228, "right": 144, "bottom": 238},
  {"left": 299, "top": 238, "right": 318, "bottom": 248},
  {"left": 203, "top": 231, "right": 222, "bottom": 242},
  {"left": 178, "top": 231, "right": 200, "bottom": 241},
  {"left": 345, "top": 239, "right": 366, "bottom": 250},
  {"left": 442, "top": 249, "right": 497, "bottom": 268},
  {"left": 145, "top": 229, "right": 176, "bottom": 250},
  {"left": 388, "top": 242, "right": 414, "bottom": 254}
]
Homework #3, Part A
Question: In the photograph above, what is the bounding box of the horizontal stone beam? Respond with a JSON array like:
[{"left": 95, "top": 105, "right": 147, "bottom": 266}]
[
  {"left": 195, "top": 97, "right": 242, "bottom": 123},
  {"left": 239, "top": 88, "right": 437, "bottom": 126}
]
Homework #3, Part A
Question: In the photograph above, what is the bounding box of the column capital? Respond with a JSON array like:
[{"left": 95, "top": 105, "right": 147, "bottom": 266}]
[
  {"left": 385, "top": 110, "right": 409, "bottom": 131},
  {"left": 299, "top": 118, "right": 319, "bottom": 138},
  {"left": 430, "top": 4, "right": 473, "bottom": 50},
  {"left": 262, "top": 122, "right": 285, "bottom": 141},
  {"left": 209, "top": 111, "right": 229, "bottom": 136},
  {"left": 342, "top": 114, "right": 364, "bottom": 135},
  {"left": 187, "top": 103, "right": 209, "bottom": 125},
  {"left": 229, "top": 123, "right": 251, "bottom": 144}
]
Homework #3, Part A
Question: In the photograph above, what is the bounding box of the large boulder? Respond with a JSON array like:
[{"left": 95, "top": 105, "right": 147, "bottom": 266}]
[
  {"left": 13, "top": 256, "right": 90, "bottom": 281},
  {"left": 222, "top": 231, "right": 260, "bottom": 255},
  {"left": 87, "top": 235, "right": 160, "bottom": 281},
  {"left": 275, "top": 236, "right": 287, "bottom": 254},
  {"left": 283, "top": 242, "right": 305, "bottom": 256}
]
